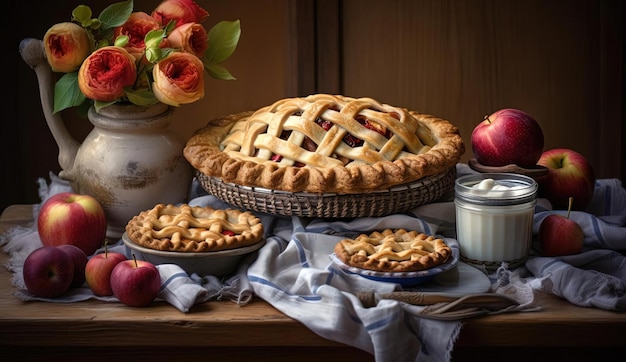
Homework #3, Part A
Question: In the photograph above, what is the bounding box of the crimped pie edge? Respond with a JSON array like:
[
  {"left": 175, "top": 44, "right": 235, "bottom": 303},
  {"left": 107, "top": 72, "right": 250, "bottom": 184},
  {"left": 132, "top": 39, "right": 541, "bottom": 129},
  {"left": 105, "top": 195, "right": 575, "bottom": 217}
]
[{"left": 184, "top": 95, "right": 465, "bottom": 194}]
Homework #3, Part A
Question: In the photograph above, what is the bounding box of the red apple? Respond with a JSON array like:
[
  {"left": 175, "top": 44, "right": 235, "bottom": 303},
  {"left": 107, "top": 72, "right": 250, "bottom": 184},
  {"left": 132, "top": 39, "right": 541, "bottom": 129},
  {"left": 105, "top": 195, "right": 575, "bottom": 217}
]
[
  {"left": 536, "top": 148, "right": 595, "bottom": 210},
  {"left": 471, "top": 108, "right": 545, "bottom": 168},
  {"left": 37, "top": 192, "right": 107, "bottom": 256},
  {"left": 85, "top": 247, "right": 127, "bottom": 296},
  {"left": 57, "top": 244, "right": 88, "bottom": 288},
  {"left": 111, "top": 256, "right": 161, "bottom": 307},
  {"left": 539, "top": 197, "right": 584, "bottom": 256},
  {"left": 23, "top": 246, "right": 74, "bottom": 298}
]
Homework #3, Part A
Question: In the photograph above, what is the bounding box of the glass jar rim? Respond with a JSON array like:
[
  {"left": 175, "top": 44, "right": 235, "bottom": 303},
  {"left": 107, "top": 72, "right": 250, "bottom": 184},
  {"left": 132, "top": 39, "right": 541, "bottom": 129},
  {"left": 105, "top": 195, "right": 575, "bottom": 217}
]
[{"left": 455, "top": 172, "right": 538, "bottom": 206}]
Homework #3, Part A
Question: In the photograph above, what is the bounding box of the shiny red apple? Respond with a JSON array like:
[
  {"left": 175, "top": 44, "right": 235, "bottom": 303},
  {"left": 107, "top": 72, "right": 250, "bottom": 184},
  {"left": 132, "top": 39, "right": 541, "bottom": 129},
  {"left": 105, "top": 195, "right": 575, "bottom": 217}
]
[
  {"left": 471, "top": 108, "right": 544, "bottom": 168},
  {"left": 111, "top": 256, "right": 161, "bottom": 307},
  {"left": 85, "top": 247, "right": 127, "bottom": 296},
  {"left": 23, "top": 246, "right": 74, "bottom": 298},
  {"left": 57, "top": 244, "right": 88, "bottom": 288},
  {"left": 539, "top": 197, "right": 584, "bottom": 256},
  {"left": 536, "top": 148, "right": 595, "bottom": 210},
  {"left": 37, "top": 192, "right": 107, "bottom": 256}
]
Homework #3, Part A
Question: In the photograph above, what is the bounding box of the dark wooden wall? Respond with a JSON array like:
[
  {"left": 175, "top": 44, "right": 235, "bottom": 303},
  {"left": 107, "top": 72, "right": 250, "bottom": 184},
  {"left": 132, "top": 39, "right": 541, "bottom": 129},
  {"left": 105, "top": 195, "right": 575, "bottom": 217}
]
[
  {"left": 311, "top": 0, "right": 624, "bottom": 182},
  {"left": 3, "top": 0, "right": 624, "bottom": 213}
]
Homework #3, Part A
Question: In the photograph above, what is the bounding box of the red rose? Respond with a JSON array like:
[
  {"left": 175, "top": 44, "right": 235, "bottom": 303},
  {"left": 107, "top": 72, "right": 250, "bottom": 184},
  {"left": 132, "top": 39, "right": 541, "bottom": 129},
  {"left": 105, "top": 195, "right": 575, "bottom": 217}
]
[
  {"left": 151, "top": 0, "right": 209, "bottom": 28},
  {"left": 78, "top": 46, "right": 137, "bottom": 102},
  {"left": 152, "top": 52, "right": 204, "bottom": 106},
  {"left": 43, "top": 22, "right": 92, "bottom": 73},
  {"left": 166, "top": 22, "right": 208, "bottom": 58},
  {"left": 114, "top": 12, "right": 163, "bottom": 61}
]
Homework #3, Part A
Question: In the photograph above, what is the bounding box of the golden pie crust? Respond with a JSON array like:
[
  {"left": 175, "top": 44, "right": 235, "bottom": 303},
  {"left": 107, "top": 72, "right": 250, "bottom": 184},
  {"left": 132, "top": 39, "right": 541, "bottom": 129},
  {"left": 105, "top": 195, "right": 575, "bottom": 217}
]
[
  {"left": 125, "top": 204, "right": 264, "bottom": 252},
  {"left": 333, "top": 229, "right": 451, "bottom": 272},
  {"left": 184, "top": 94, "right": 464, "bottom": 194}
]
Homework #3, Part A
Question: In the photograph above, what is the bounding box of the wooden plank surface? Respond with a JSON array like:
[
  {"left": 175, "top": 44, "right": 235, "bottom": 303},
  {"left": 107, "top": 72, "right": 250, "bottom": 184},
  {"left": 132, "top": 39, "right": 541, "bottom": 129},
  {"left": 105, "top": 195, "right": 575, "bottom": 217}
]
[{"left": 1, "top": 204, "right": 625, "bottom": 360}]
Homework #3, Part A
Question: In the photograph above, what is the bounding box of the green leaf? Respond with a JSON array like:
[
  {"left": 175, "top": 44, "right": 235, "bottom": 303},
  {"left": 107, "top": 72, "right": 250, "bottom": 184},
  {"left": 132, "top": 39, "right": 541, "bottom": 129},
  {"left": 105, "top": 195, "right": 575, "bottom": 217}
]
[
  {"left": 72, "top": 5, "right": 93, "bottom": 27},
  {"left": 145, "top": 47, "right": 161, "bottom": 63},
  {"left": 114, "top": 35, "right": 129, "bottom": 48},
  {"left": 89, "top": 19, "right": 102, "bottom": 31},
  {"left": 53, "top": 72, "right": 86, "bottom": 113},
  {"left": 94, "top": 100, "right": 118, "bottom": 113},
  {"left": 76, "top": 100, "right": 93, "bottom": 118},
  {"left": 99, "top": 0, "right": 134, "bottom": 30},
  {"left": 125, "top": 88, "right": 159, "bottom": 106},
  {"left": 144, "top": 29, "right": 166, "bottom": 49},
  {"left": 163, "top": 20, "right": 176, "bottom": 35},
  {"left": 150, "top": 48, "right": 177, "bottom": 64},
  {"left": 96, "top": 38, "right": 110, "bottom": 49},
  {"left": 204, "top": 20, "right": 241, "bottom": 64},
  {"left": 160, "top": 48, "right": 176, "bottom": 59},
  {"left": 204, "top": 63, "right": 236, "bottom": 81}
]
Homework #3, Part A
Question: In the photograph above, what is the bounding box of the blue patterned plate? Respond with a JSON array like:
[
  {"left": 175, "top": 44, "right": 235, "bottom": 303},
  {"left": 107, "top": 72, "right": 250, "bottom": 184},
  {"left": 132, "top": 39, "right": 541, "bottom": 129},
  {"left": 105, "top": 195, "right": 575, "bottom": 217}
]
[{"left": 329, "top": 238, "right": 459, "bottom": 287}]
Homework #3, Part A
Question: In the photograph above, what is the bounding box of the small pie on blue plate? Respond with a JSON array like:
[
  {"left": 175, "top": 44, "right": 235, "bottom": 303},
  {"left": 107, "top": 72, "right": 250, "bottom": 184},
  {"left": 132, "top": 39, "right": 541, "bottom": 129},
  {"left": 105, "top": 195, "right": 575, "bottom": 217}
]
[{"left": 333, "top": 229, "right": 451, "bottom": 272}]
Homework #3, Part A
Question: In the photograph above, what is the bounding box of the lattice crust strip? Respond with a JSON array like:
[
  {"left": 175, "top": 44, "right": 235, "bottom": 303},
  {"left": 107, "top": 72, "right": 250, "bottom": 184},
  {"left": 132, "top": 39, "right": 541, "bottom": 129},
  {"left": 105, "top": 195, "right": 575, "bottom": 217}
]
[{"left": 222, "top": 94, "right": 435, "bottom": 168}]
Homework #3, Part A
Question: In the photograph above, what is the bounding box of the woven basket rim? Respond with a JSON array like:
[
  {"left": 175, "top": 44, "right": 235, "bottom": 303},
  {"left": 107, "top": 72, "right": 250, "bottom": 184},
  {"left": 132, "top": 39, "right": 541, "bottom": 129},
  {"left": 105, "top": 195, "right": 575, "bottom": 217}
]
[{"left": 195, "top": 167, "right": 456, "bottom": 218}]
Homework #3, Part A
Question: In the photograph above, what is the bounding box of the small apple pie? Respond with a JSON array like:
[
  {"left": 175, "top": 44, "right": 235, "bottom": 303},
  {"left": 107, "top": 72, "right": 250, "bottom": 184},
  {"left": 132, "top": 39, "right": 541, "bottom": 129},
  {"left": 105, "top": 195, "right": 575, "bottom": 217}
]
[
  {"left": 125, "top": 204, "right": 264, "bottom": 252},
  {"left": 184, "top": 94, "right": 464, "bottom": 194},
  {"left": 333, "top": 229, "right": 451, "bottom": 272}
]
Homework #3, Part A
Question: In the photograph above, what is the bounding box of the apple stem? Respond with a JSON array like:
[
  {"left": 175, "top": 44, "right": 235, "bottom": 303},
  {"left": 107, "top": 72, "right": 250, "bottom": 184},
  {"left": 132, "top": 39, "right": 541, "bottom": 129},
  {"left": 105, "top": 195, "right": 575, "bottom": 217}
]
[
  {"left": 567, "top": 197, "right": 573, "bottom": 219},
  {"left": 483, "top": 114, "right": 491, "bottom": 124},
  {"left": 132, "top": 253, "right": 138, "bottom": 267}
]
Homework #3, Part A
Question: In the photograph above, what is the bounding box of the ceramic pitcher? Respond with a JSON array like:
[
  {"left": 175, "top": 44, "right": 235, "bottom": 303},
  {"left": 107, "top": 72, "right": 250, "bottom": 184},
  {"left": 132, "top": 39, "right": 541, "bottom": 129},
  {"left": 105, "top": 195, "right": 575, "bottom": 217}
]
[{"left": 20, "top": 38, "right": 192, "bottom": 239}]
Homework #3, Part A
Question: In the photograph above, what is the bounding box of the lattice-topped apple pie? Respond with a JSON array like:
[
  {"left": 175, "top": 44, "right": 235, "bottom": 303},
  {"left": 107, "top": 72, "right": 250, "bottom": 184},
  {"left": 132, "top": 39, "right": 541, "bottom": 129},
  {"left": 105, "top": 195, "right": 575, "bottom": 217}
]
[
  {"left": 125, "top": 204, "right": 264, "bottom": 252},
  {"left": 184, "top": 94, "right": 464, "bottom": 194},
  {"left": 333, "top": 229, "right": 452, "bottom": 272}
]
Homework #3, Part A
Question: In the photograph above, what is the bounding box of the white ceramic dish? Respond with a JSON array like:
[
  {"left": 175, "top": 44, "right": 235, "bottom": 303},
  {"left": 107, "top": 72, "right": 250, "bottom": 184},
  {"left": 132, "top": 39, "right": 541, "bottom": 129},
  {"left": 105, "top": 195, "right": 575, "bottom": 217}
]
[
  {"left": 329, "top": 238, "right": 460, "bottom": 287},
  {"left": 122, "top": 232, "right": 265, "bottom": 276}
]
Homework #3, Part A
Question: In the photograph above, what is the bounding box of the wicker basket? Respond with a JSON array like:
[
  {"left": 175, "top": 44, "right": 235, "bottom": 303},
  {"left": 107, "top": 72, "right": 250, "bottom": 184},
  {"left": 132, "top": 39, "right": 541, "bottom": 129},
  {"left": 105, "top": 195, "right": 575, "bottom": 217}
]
[{"left": 195, "top": 167, "right": 456, "bottom": 219}]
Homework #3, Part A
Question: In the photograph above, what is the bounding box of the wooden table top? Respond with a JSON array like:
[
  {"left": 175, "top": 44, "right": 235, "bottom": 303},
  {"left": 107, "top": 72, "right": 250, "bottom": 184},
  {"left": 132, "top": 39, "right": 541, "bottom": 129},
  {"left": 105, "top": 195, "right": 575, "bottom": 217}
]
[{"left": 1, "top": 204, "right": 625, "bottom": 360}]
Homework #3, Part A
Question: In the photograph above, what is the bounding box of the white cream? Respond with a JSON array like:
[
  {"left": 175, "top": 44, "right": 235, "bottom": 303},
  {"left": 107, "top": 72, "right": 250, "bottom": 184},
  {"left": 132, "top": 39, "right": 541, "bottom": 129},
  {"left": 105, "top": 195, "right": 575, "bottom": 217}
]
[{"left": 454, "top": 175, "right": 537, "bottom": 270}]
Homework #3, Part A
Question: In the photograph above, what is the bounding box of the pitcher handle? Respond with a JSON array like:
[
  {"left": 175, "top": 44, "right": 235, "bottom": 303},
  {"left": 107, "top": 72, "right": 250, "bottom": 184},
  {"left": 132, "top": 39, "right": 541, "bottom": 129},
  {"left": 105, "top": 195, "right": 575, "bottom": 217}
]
[{"left": 19, "top": 38, "right": 80, "bottom": 175}]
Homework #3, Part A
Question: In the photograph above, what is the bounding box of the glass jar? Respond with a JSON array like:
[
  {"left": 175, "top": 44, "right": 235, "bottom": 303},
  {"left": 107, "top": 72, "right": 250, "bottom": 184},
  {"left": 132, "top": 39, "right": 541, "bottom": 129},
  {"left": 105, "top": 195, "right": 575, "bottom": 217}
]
[{"left": 454, "top": 173, "right": 538, "bottom": 271}]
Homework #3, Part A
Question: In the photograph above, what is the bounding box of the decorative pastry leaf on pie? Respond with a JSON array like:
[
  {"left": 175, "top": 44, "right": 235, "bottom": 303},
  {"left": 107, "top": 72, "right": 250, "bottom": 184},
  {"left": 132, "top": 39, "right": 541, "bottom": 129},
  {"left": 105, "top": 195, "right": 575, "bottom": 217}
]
[
  {"left": 184, "top": 94, "right": 465, "bottom": 194},
  {"left": 333, "top": 229, "right": 451, "bottom": 272},
  {"left": 125, "top": 204, "right": 264, "bottom": 252}
]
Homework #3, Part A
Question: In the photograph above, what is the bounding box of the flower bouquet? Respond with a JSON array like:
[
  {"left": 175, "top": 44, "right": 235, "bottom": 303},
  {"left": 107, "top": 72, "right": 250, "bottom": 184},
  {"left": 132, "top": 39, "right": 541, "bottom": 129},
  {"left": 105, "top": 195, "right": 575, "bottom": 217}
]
[{"left": 42, "top": 0, "right": 240, "bottom": 113}]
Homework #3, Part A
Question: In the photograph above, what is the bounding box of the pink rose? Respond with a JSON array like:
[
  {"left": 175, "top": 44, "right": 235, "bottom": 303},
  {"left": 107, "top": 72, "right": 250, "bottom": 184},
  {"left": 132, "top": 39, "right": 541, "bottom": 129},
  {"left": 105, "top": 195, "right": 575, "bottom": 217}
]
[
  {"left": 151, "top": 0, "right": 209, "bottom": 28},
  {"left": 114, "top": 12, "right": 163, "bottom": 61},
  {"left": 152, "top": 52, "right": 204, "bottom": 106},
  {"left": 43, "top": 22, "right": 92, "bottom": 73},
  {"left": 78, "top": 46, "right": 137, "bottom": 102},
  {"left": 166, "top": 22, "right": 208, "bottom": 58}
]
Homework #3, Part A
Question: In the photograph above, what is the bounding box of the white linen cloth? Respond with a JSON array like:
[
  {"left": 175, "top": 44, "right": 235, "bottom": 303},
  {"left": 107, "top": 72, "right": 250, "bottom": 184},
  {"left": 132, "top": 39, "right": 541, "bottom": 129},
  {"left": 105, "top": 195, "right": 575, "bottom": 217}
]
[
  {"left": 2, "top": 164, "right": 625, "bottom": 362},
  {"left": 0, "top": 173, "right": 254, "bottom": 311},
  {"left": 247, "top": 216, "right": 463, "bottom": 362}
]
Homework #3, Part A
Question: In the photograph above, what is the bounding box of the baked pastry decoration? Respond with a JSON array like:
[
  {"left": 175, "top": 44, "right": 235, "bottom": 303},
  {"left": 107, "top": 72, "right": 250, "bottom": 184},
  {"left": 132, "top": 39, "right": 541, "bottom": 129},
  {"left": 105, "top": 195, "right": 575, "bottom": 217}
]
[
  {"left": 184, "top": 94, "right": 464, "bottom": 194},
  {"left": 333, "top": 229, "right": 451, "bottom": 272},
  {"left": 125, "top": 204, "right": 264, "bottom": 252}
]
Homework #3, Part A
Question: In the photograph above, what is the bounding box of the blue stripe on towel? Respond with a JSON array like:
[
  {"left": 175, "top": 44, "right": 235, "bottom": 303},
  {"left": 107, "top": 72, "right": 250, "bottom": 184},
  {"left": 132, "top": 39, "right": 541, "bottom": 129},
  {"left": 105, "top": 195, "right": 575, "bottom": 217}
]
[
  {"left": 248, "top": 275, "right": 322, "bottom": 302},
  {"left": 291, "top": 236, "right": 311, "bottom": 268},
  {"left": 160, "top": 271, "right": 190, "bottom": 291},
  {"left": 590, "top": 216, "right": 607, "bottom": 247},
  {"left": 364, "top": 309, "right": 402, "bottom": 332}
]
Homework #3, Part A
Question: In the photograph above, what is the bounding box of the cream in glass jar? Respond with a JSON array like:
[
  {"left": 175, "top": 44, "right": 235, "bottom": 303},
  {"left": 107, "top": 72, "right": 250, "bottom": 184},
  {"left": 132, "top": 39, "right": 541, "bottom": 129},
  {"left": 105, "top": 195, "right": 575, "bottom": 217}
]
[{"left": 454, "top": 173, "right": 538, "bottom": 271}]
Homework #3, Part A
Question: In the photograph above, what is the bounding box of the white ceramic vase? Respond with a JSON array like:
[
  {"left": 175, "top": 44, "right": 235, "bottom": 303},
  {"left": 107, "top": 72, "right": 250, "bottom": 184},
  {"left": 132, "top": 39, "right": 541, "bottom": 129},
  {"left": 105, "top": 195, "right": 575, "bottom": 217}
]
[{"left": 20, "top": 38, "right": 192, "bottom": 239}]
